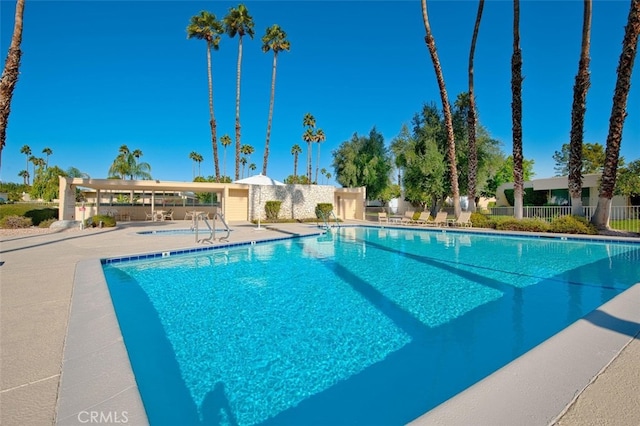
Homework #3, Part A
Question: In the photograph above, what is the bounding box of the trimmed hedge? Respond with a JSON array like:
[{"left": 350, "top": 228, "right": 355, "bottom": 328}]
[
  {"left": 85, "top": 215, "right": 117, "bottom": 228},
  {"left": 549, "top": 215, "right": 598, "bottom": 235},
  {"left": 265, "top": 201, "right": 282, "bottom": 220},
  {"left": 315, "top": 203, "right": 334, "bottom": 219}
]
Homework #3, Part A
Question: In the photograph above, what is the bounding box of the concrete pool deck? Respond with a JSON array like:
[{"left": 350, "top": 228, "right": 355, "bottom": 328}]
[{"left": 1, "top": 220, "right": 638, "bottom": 425}]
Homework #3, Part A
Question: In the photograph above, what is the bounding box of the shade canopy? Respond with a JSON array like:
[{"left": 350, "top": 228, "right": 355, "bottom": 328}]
[{"left": 233, "top": 173, "right": 285, "bottom": 186}]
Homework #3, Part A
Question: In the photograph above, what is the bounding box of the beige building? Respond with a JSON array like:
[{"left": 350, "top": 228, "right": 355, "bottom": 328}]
[{"left": 58, "top": 177, "right": 366, "bottom": 223}]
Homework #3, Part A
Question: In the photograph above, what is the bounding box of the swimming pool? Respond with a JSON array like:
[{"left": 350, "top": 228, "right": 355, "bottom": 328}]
[{"left": 102, "top": 227, "right": 640, "bottom": 425}]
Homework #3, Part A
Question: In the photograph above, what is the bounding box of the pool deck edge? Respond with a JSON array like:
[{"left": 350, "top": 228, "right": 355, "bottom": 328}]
[{"left": 410, "top": 282, "right": 640, "bottom": 426}]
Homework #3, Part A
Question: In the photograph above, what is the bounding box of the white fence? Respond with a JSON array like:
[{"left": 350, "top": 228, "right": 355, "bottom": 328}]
[{"left": 488, "top": 205, "right": 640, "bottom": 234}]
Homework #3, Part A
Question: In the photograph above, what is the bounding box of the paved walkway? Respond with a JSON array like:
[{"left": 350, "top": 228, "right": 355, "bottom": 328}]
[{"left": 1, "top": 221, "right": 638, "bottom": 425}]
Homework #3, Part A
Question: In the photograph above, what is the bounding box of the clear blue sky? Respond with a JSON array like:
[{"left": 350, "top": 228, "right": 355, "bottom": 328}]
[{"left": 1, "top": 0, "right": 638, "bottom": 187}]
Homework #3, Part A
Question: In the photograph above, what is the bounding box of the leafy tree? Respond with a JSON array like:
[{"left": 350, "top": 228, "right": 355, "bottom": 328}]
[
  {"left": 30, "top": 165, "right": 66, "bottom": 201},
  {"left": 481, "top": 155, "right": 535, "bottom": 199},
  {"left": 332, "top": 127, "right": 392, "bottom": 200},
  {"left": 261, "top": 24, "right": 290, "bottom": 174},
  {"left": 223, "top": 3, "right": 255, "bottom": 180},
  {"left": 187, "top": 11, "right": 224, "bottom": 180},
  {"left": 0, "top": 0, "right": 25, "bottom": 171},
  {"left": 615, "top": 159, "right": 640, "bottom": 199},
  {"left": 553, "top": 142, "right": 605, "bottom": 176}
]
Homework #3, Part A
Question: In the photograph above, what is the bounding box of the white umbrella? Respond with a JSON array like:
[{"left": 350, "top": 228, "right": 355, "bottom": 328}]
[{"left": 233, "top": 174, "right": 285, "bottom": 230}]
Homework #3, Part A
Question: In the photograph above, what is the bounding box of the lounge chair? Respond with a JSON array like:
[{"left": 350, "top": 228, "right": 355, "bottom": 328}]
[
  {"left": 163, "top": 209, "right": 174, "bottom": 221},
  {"left": 414, "top": 211, "right": 432, "bottom": 226},
  {"left": 423, "top": 211, "right": 448, "bottom": 227},
  {"left": 378, "top": 212, "right": 389, "bottom": 225},
  {"left": 145, "top": 212, "right": 154, "bottom": 221},
  {"left": 400, "top": 210, "right": 416, "bottom": 225},
  {"left": 449, "top": 211, "right": 473, "bottom": 227}
]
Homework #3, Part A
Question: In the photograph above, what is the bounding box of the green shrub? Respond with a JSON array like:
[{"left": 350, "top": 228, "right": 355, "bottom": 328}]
[
  {"left": 412, "top": 211, "right": 422, "bottom": 221},
  {"left": 0, "top": 215, "right": 33, "bottom": 229},
  {"left": 315, "top": 203, "right": 334, "bottom": 219},
  {"left": 24, "top": 208, "right": 58, "bottom": 226},
  {"left": 470, "top": 212, "right": 496, "bottom": 229},
  {"left": 38, "top": 218, "right": 57, "bottom": 228},
  {"left": 549, "top": 215, "right": 598, "bottom": 235},
  {"left": 0, "top": 204, "right": 58, "bottom": 225},
  {"left": 85, "top": 214, "right": 116, "bottom": 228},
  {"left": 495, "top": 217, "right": 550, "bottom": 232},
  {"left": 265, "top": 200, "right": 282, "bottom": 220}
]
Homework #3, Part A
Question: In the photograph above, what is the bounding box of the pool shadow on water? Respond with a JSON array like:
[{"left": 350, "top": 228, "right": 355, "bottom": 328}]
[{"left": 107, "top": 269, "right": 236, "bottom": 426}]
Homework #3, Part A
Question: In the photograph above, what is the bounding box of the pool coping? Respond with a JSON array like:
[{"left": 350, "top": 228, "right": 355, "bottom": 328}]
[{"left": 55, "top": 226, "right": 640, "bottom": 425}]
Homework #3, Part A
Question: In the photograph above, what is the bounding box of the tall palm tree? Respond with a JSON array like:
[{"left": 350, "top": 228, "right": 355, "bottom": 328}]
[
  {"left": 568, "top": 0, "right": 592, "bottom": 217},
  {"left": 20, "top": 144, "right": 30, "bottom": 183},
  {"left": 420, "top": 0, "right": 461, "bottom": 217},
  {"left": 42, "top": 147, "right": 53, "bottom": 169},
  {"left": 291, "top": 144, "right": 302, "bottom": 177},
  {"left": 314, "top": 128, "right": 326, "bottom": 184},
  {"left": 467, "top": 0, "right": 485, "bottom": 213},
  {"left": 240, "top": 144, "right": 254, "bottom": 171},
  {"left": 189, "top": 151, "right": 201, "bottom": 178},
  {"left": 223, "top": 4, "right": 255, "bottom": 180},
  {"left": 592, "top": 0, "right": 640, "bottom": 229},
  {"left": 187, "top": 11, "right": 224, "bottom": 180},
  {"left": 220, "top": 134, "right": 232, "bottom": 178},
  {"left": 511, "top": 0, "right": 524, "bottom": 220},
  {"left": 302, "top": 113, "right": 316, "bottom": 182},
  {"left": 132, "top": 149, "right": 143, "bottom": 164},
  {"left": 249, "top": 163, "right": 256, "bottom": 174},
  {"left": 0, "top": 0, "right": 25, "bottom": 172},
  {"left": 261, "top": 24, "right": 290, "bottom": 175},
  {"left": 18, "top": 169, "right": 28, "bottom": 185},
  {"left": 320, "top": 168, "right": 327, "bottom": 184},
  {"left": 240, "top": 156, "right": 248, "bottom": 178}
]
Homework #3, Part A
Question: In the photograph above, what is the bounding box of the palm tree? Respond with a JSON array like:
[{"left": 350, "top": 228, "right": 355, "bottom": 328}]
[
  {"left": 325, "top": 172, "right": 332, "bottom": 184},
  {"left": 320, "top": 167, "right": 327, "bottom": 184},
  {"left": 0, "top": 0, "right": 25, "bottom": 172},
  {"left": 592, "top": 0, "right": 640, "bottom": 230},
  {"left": 189, "top": 151, "right": 201, "bottom": 178},
  {"left": 223, "top": 4, "right": 255, "bottom": 180},
  {"left": 511, "top": 0, "right": 524, "bottom": 220},
  {"left": 291, "top": 144, "right": 302, "bottom": 177},
  {"left": 132, "top": 149, "right": 143, "bottom": 164},
  {"left": 302, "top": 113, "right": 316, "bottom": 182},
  {"left": 20, "top": 144, "right": 30, "bottom": 183},
  {"left": 240, "top": 144, "right": 254, "bottom": 172},
  {"left": 42, "top": 147, "right": 53, "bottom": 169},
  {"left": 314, "top": 128, "right": 326, "bottom": 184},
  {"left": 18, "top": 169, "right": 28, "bottom": 185},
  {"left": 240, "top": 156, "right": 247, "bottom": 178},
  {"left": 420, "top": 0, "right": 461, "bottom": 217},
  {"left": 467, "top": 0, "right": 485, "bottom": 213},
  {"left": 187, "top": 11, "right": 224, "bottom": 180},
  {"left": 261, "top": 24, "right": 290, "bottom": 175},
  {"left": 220, "top": 134, "right": 232, "bottom": 178},
  {"left": 568, "top": 0, "right": 593, "bottom": 217},
  {"left": 249, "top": 163, "right": 256, "bottom": 174}
]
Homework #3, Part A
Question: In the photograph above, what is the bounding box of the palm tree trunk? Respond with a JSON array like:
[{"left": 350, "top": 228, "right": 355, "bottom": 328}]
[
  {"left": 511, "top": 0, "right": 524, "bottom": 220},
  {"left": 234, "top": 35, "right": 244, "bottom": 181},
  {"left": 307, "top": 142, "right": 312, "bottom": 182},
  {"left": 467, "top": 0, "right": 484, "bottom": 213},
  {"left": 207, "top": 44, "right": 221, "bottom": 180},
  {"left": 421, "top": 0, "right": 461, "bottom": 217},
  {"left": 0, "top": 0, "right": 25, "bottom": 172},
  {"left": 293, "top": 153, "right": 298, "bottom": 177},
  {"left": 592, "top": 0, "right": 640, "bottom": 230},
  {"left": 315, "top": 142, "right": 321, "bottom": 184},
  {"left": 569, "top": 0, "right": 592, "bottom": 217},
  {"left": 263, "top": 52, "right": 278, "bottom": 175}
]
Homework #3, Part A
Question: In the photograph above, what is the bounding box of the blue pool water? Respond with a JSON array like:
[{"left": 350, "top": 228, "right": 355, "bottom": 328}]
[{"left": 103, "top": 227, "right": 640, "bottom": 425}]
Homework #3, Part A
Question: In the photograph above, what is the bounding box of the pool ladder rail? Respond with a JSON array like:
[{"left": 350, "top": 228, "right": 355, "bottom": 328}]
[
  {"left": 318, "top": 210, "right": 341, "bottom": 231},
  {"left": 193, "top": 211, "right": 230, "bottom": 244}
]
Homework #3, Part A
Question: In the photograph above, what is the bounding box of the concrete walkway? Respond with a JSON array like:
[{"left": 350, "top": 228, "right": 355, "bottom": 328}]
[{"left": 1, "top": 221, "right": 638, "bottom": 425}]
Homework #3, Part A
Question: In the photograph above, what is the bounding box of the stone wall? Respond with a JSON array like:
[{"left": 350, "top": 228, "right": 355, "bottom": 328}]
[{"left": 248, "top": 184, "right": 336, "bottom": 220}]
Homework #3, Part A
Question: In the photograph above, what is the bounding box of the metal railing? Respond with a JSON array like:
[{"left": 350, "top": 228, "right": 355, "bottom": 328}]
[{"left": 488, "top": 205, "right": 639, "bottom": 233}]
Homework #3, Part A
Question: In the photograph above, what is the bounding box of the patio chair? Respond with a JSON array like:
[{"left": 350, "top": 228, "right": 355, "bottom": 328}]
[
  {"left": 425, "top": 211, "right": 449, "bottom": 227},
  {"left": 163, "top": 209, "right": 174, "bottom": 221},
  {"left": 449, "top": 211, "right": 473, "bottom": 227},
  {"left": 378, "top": 212, "right": 389, "bottom": 225},
  {"left": 400, "top": 210, "right": 416, "bottom": 225},
  {"left": 145, "top": 211, "right": 153, "bottom": 221}
]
